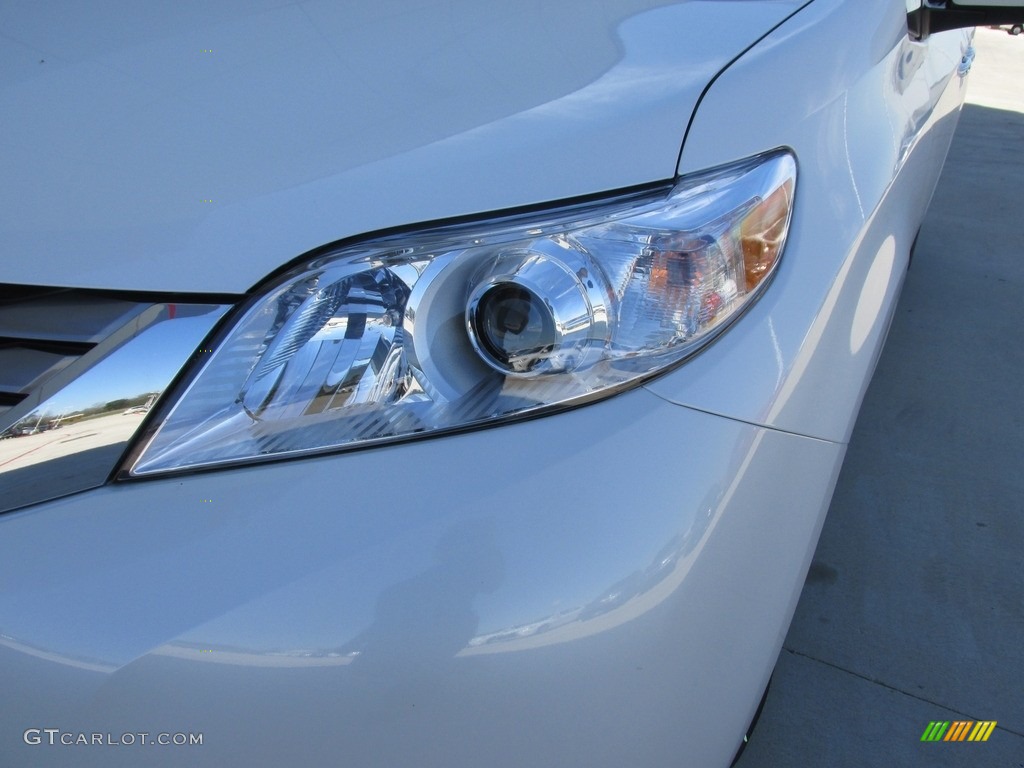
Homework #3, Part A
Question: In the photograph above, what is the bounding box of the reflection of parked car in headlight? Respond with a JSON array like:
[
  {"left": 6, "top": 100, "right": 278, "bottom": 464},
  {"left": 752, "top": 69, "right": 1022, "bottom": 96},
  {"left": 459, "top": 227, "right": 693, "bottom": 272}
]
[{"left": 2, "top": 2, "right": 1024, "bottom": 767}]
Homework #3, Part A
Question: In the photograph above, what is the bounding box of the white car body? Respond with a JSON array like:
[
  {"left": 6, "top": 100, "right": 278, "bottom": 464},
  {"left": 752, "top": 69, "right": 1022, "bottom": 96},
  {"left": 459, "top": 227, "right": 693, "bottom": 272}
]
[{"left": 0, "top": 2, "right": 973, "bottom": 766}]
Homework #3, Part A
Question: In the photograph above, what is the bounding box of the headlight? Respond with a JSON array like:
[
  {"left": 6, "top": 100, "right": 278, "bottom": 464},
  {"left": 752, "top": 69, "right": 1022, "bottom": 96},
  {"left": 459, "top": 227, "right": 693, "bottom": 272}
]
[{"left": 128, "top": 150, "right": 795, "bottom": 475}]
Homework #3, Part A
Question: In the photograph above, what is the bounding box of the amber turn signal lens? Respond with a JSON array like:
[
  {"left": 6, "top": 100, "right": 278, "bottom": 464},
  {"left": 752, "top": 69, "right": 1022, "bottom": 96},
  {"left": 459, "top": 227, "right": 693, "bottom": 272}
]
[{"left": 741, "top": 180, "right": 794, "bottom": 292}]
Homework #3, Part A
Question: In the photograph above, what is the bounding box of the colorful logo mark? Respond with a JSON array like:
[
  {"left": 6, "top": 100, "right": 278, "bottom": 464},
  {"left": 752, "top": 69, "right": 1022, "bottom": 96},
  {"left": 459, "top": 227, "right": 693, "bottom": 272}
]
[{"left": 921, "top": 721, "right": 997, "bottom": 742}]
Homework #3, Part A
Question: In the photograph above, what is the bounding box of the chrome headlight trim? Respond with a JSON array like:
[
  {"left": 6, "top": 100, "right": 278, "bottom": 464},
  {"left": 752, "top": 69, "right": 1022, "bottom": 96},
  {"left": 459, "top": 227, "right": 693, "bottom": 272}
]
[{"left": 0, "top": 299, "right": 231, "bottom": 512}]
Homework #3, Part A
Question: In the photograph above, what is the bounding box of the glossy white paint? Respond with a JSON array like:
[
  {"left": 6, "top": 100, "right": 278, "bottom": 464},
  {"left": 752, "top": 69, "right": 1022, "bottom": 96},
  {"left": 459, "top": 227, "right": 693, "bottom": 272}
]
[
  {"left": 0, "top": 1, "right": 973, "bottom": 766},
  {"left": 0, "top": 387, "right": 843, "bottom": 767},
  {"left": 0, "top": 0, "right": 802, "bottom": 293},
  {"left": 645, "top": 0, "right": 969, "bottom": 442}
]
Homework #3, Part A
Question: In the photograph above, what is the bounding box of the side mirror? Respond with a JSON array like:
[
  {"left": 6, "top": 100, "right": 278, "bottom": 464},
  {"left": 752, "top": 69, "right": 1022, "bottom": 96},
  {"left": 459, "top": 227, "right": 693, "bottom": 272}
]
[{"left": 910, "top": 0, "right": 1024, "bottom": 39}]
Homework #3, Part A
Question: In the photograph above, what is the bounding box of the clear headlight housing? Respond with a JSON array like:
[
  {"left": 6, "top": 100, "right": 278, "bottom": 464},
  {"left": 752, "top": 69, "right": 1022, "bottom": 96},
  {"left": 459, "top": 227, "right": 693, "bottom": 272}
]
[{"left": 129, "top": 150, "right": 795, "bottom": 475}]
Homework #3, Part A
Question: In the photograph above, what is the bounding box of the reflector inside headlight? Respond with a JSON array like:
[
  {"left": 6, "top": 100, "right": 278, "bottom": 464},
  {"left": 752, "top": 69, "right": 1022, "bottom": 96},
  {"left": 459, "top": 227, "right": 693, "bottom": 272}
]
[{"left": 130, "top": 150, "right": 795, "bottom": 475}]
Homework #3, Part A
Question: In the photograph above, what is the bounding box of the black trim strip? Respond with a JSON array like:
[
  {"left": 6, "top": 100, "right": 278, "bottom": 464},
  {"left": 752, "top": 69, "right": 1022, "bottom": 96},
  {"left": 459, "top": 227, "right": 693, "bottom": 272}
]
[
  {"left": 0, "top": 337, "right": 94, "bottom": 356},
  {"left": 0, "top": 282, "right": 243, "bottom": 306}
]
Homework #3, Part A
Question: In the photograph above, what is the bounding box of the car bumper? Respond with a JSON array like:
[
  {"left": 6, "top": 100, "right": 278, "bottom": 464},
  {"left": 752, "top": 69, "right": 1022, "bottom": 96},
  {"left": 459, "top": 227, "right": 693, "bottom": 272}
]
[{"left": 0, "top": 387, "right": 842, "bottom": 768}]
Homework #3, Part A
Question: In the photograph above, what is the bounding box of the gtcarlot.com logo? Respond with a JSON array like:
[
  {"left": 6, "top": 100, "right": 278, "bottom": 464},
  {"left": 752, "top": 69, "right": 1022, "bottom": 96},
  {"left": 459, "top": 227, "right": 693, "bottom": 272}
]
[
  {"left": 23, "top": 729, "right": 203, "bottom": 747},
  {"left": 920, "top": 721, "right": 997, "bottom": 743}
]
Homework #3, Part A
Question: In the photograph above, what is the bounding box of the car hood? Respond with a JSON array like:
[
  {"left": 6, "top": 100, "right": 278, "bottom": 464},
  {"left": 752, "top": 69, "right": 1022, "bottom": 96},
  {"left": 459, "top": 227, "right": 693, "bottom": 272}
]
[{"left": 1, "top": 1, "right": 805, "bottom": 293}]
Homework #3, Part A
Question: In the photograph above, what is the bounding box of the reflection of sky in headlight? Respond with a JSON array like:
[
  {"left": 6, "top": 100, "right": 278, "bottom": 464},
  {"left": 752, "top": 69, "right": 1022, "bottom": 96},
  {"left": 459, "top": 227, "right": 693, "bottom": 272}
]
[{"left": 240, "top": 269, "right": 412, "bottom": 420}]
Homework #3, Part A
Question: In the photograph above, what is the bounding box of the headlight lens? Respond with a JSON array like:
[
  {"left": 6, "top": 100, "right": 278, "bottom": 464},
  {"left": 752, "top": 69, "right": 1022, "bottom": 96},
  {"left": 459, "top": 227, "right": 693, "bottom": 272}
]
[{"left": 129, "top": 150, "right": 795, "bottom": 475}]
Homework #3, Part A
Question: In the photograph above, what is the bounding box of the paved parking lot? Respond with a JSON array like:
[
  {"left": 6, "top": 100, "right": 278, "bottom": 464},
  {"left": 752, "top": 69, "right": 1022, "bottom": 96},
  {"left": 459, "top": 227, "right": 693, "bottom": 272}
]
[{"left": 738, "top": 27, "right": 1024, "bottom": 768}]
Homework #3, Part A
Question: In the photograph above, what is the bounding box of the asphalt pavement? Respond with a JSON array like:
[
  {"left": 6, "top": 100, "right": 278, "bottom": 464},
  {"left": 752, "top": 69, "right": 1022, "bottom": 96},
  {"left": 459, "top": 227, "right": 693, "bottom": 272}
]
[{"left": 737, "top": 27, "right": 1024, "bottom": 768}]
